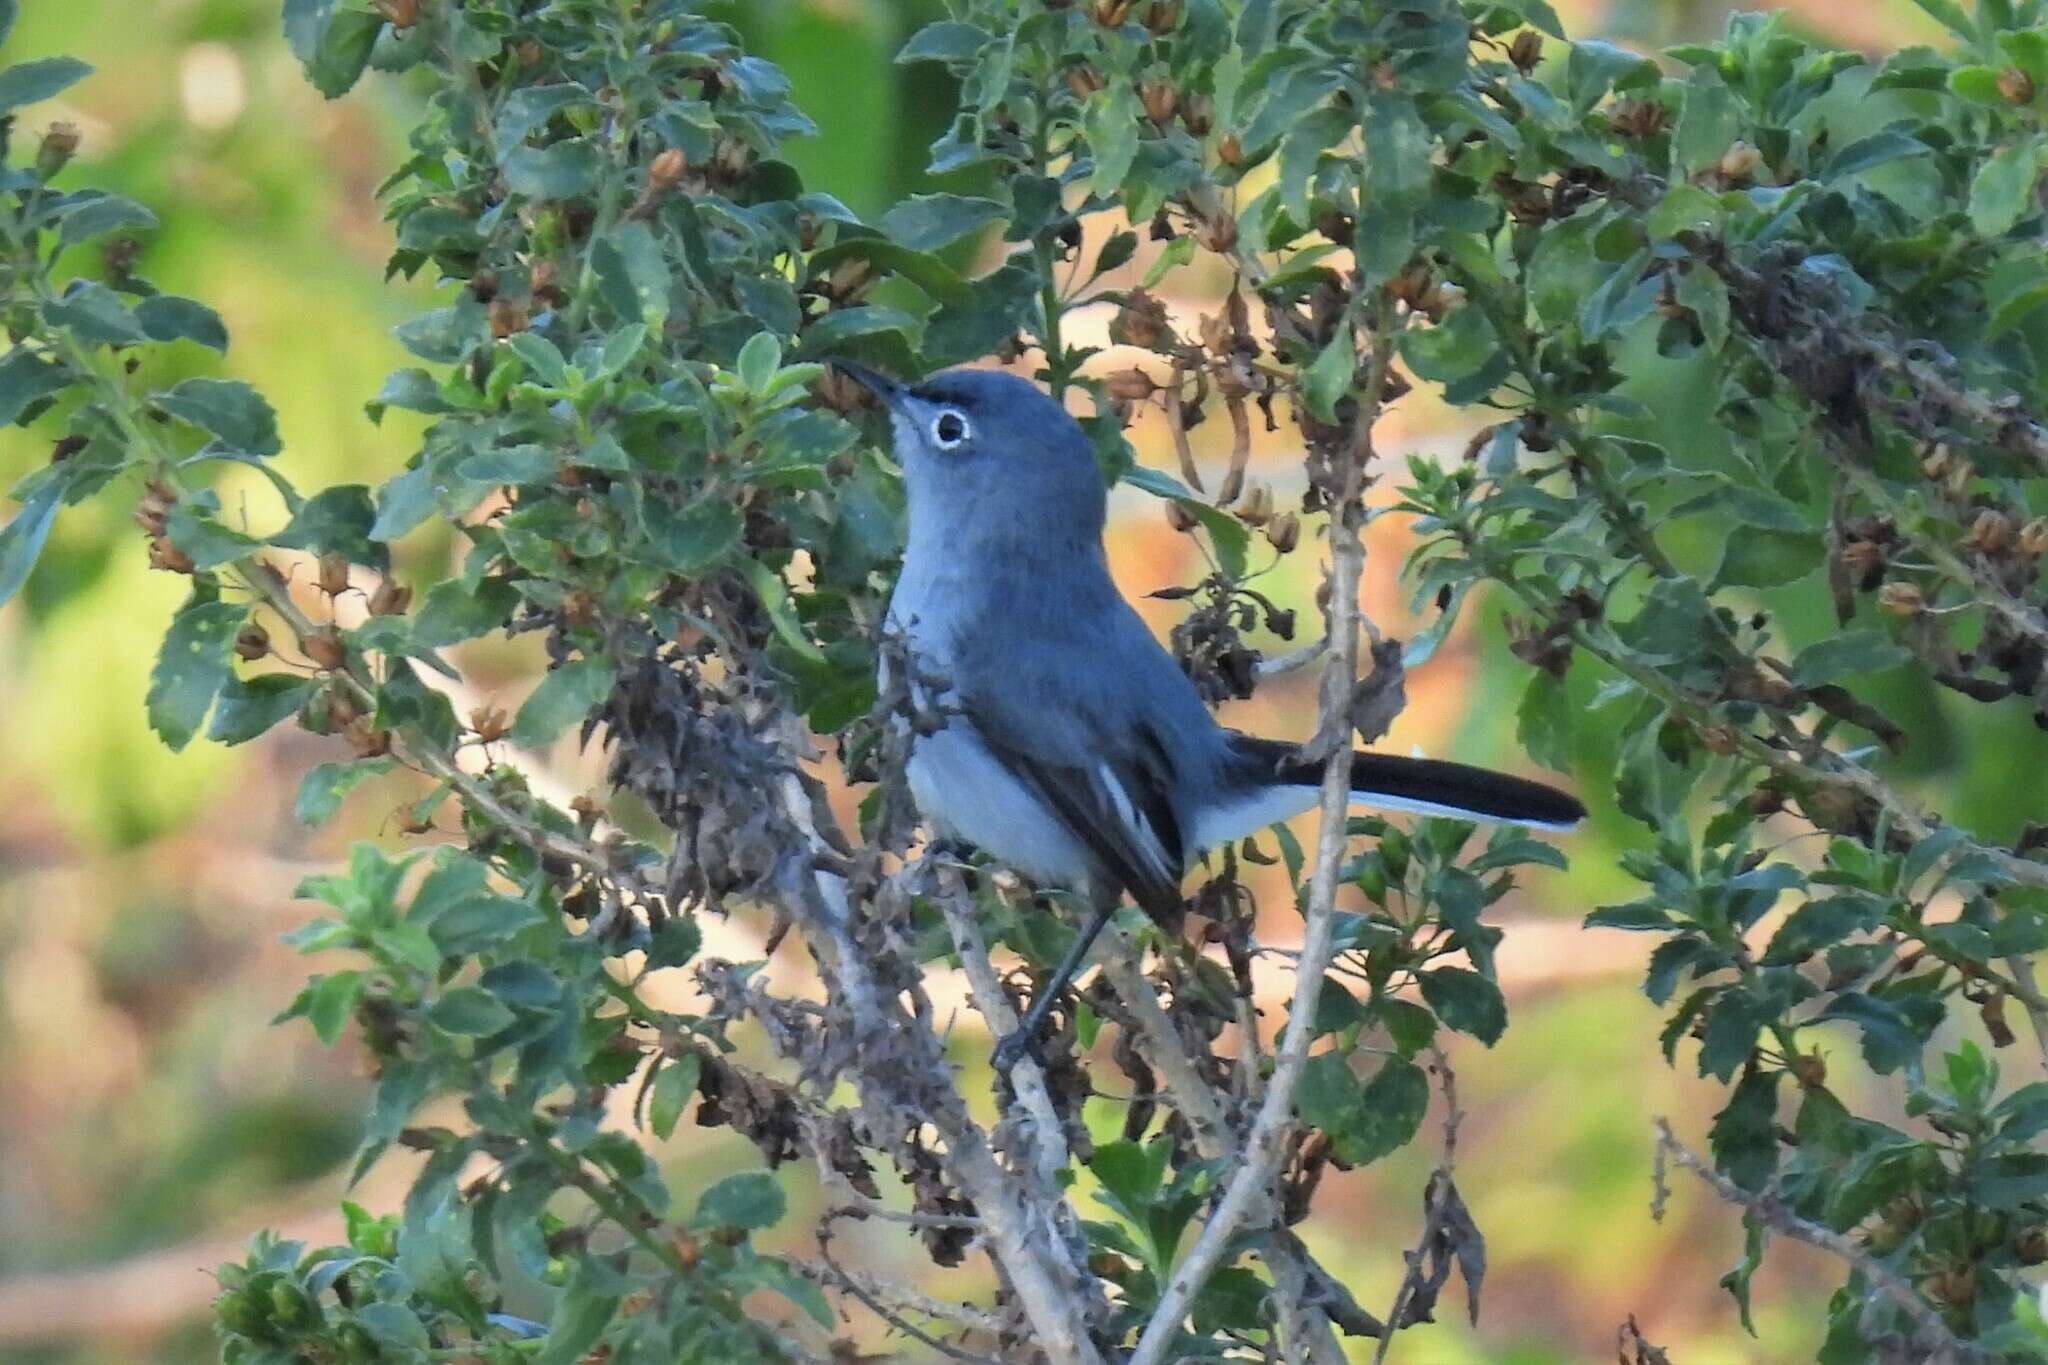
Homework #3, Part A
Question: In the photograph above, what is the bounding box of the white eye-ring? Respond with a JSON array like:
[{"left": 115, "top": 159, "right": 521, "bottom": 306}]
[{"left": 931, "top": 408, "right": 970, "bottom": 449}]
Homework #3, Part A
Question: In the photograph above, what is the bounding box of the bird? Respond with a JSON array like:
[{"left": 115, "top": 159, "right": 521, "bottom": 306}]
[{"left": 830, "top": 360, "right": 1584, "bottom": 1071}]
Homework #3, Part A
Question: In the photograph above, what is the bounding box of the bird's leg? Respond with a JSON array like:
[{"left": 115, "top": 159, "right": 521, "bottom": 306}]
[{"left": 991, "top": 890, "right": 1121, "bottom": 1075}]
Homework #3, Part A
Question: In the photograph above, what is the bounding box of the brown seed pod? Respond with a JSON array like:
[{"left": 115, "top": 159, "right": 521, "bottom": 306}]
[
  {"left": 470, "top": 703, "right": 512, "bottom": 743},
  {"left": 1178, "top": 93, "right": 1213, "bottom": 137},
  {"left": 1164, "top": 500, "right": 1198, "bottom": 533},
  {"left": 370, "top": 0, "right": 418, "bottom": 27},
  {"left": 304, "top": 629, "right": 348, "bottom": 671},
  {"left": 37, "top": 122, "right": 80, "bottom": 180},
  {"left": 529, "top": 258, "right": 562, "bottom": 309},
  {"left": 1090, "top": 0, "right": 1133, "bottom": 25},
  {"left": 671, "top": 1232, "right": 701, "bottom": 1271},
  {"left": 346, "top": 720, "right": 392, "bottom": 758},
  {"left": 1193, "top": 207, "right": 1238, "bottom": 253},
  {"left": 488, "top": 294, "right": 529, "bottom": 337},
  {"left": 1878, "top": 582, "right": 1924, "bottom": 617},
  {"left": 1235, "top": 483, "right": 1273, "bottom": 526},
  {"left": 2020, "top": 517, "right": 2048, "bottom": 559},
  {"left": 1508, "top": 29, "right": 1544, "bottom": 73},
  {"left": 1717, "top": 141, "right": 1764, "bottom": 183},
  {"left": 147, "top": 538, "right": 195, "bottom": 574},
  {"left": 515, "top": 40, "right": 542, "bottom": 66},
  {"left": 234, "top": 623, "right": 271, "bottom": 661},
  {"left": 1264, "top": 511, "right": 1300, "bottom": 553},
  {"left": 2000, "top": 67, "right": 2036, "bottom": 105},
  {"left": 1140, "top": 78, "right": 1178, "bottom": 126},
  {"left": 1965, "top": 509, "right": 2015, "bottom": 554},
  {"left": 316, "top": 552, "right": 352, "bottom": 598},
  {"left": 1215, "top": 131, "right": 1244, "bottom": 167},
  {"left": 1102, "top": 367, "right": 1158, "bottom": 402},
  {"left": 368, "top": 579, "right": 413, "bottom": 616},
  {"left": 1143, "top": 0, "right": 1181, "bottom": 33},
  {"left": 1064, "top": 64, "right": 1105, "bottom": 99},
  {"left": 1110, "top": 290, "right": 1173, "bottom": 350},
  {"left": 648, "top": 147, "right": 686, "bottom": 191}
]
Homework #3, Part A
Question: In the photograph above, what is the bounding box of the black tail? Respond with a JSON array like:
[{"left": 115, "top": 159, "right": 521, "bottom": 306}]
[{"left": 1230, "top": 735, "right": 1586, "bottom": 829}]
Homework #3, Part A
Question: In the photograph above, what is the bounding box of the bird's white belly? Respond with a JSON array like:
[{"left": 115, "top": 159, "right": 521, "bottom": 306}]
[{"left": 907, "top": 725, "right": 1097, "bottom": 890}]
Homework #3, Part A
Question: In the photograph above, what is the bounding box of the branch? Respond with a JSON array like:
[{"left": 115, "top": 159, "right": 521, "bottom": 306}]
[
  {"left": 1651, "top": 1118, "right": 1992, "bottom": 1365},
  {"left": 1129, "top": 302, "right": 1399, "bottom": 1365}
]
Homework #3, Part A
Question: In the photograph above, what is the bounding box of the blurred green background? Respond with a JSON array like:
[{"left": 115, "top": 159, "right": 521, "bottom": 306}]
[{"left": 0, "top": 1, "right": 1979, "bottom": 1361}]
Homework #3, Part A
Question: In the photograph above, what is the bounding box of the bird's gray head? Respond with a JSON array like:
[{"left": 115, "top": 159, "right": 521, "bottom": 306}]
[{"left": 831, "top": 362, "right": 1107, "bottom": 547}]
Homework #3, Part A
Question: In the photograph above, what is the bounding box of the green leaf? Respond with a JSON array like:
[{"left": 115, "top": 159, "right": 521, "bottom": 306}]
[
  {"left": 737, "top": 331, "right": 782, "bottom": 394},
  {"left": 590, "top": 220, "right": 671, "bottom": 327},
  {"left": 511, "top": 657, "right": 615, "bottom": 748},
  {"left": 644, "top": 497, "right": 741, "bottom": 574},
  {"left": 502, "top": 140, "right": 602, "bottom": 199},
  {"left": 275, "top": 485, "right": 384, "bottom": 565},
  {"left": 1347, "top": 1055, "right": 1430, "bottom": 1165},
  {"left": 1118, "top": 464, "right": 1251, "bottom": 577},
  {"left": 1714, "top": 526, "right": 1820, "bottom": 589},
  {"left": 0, "top": 477, "right": 62, "bottom": 611},
  {"left": 1086, "top": 85, "right": 1142, "bottom": 201},
  {"left": 1674, "top": 67, "right": 1740, "bottom": 175},
  {"left": 155, "top": 378, "right": 281, "bottom": 457},
  {"left": 0, "top": 56, "right": 91, "bottom": 112},
  {"left": 352, "top": 1302, "right": 430, "bottom": 1352},
  {"left": 1299, "top": 330, "right": 1355, "bottom": 423},
  {"left": 208, "top": 673, "right": 314, "bottom": 745},
  {"left": 429, "top": 895, "right": 543, "bottom": 956},
  {"left": 45, "top": 281, "right": 147, "bottom": 346},
  {"left": 1972, "top": 138, "right": 2043, "bottom": 238},
  {"left": 1419, "top": 967, "right": 1508, "bottom": 1046},
  {"left": 295, "top": 758, "right": 397, "bottom": 826},
  {"left": 1912, "top": 0, "right": 1979, "bottom": 42},
  {"left": 695, "top": 1171, "right": 786, "bottom": 1231},
  {"left": 896, "top": 21, "right": 988, "bottom": 63},
  {"left": 56, "top": 193, "right": 158, "bottom": 247},
  {"left": 147, "top": 596, "right": 247, "bottom": 751},
  {"left": 535, "top": 1267, "right": 617, "bottom": 1365},
  {"left": 1790, "top": 631, "right": 1910, "bottom": 687},
  {"left": 305, "top": 970, "right": 365, "bottom": 1045},
  {"left": 430, "top": 987, "right": 517, "bottom": 1036},
  {"left": 163, "top": 507, "right": 262, "bottom": 570},
  {"left": 740, "top": 559, "right": 827, "bottom": 662},
  {"left": 0, "top": 347, "right": 71, "bottom": 426},
  {"left": 879, "top": 193, "right": 1005, "bottom": 252},
  {"left": 648, "top": 1053, "right": 701, "bottom": 1139},
  {"left": 135, "top": 295, "right": 229, "bottom": 351},
  {"left": 808, "top": 239, "right": 969, "bottom": 307}
]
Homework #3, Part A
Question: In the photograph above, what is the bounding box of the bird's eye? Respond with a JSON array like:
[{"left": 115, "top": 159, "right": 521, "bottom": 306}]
[{"left": 931, "top": 409, "right": 970, "bottom": 449}]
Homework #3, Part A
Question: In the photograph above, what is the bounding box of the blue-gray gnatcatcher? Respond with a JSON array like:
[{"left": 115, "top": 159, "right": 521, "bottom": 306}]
[{"left": 832, "top": 362, "right": 1583, "bottom": 1069}]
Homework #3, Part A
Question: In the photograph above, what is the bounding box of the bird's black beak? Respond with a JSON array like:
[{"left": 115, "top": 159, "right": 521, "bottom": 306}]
[{"left": 827, "top": 358, "right": 905, "bottom": 408}]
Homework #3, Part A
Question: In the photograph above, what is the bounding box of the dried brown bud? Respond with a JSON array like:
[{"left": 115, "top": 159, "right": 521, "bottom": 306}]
[
  {"left": 345, "top": 720, "right": 393, "bottom": 758},
  {"left": 529, "top": 258, "right": 561, "bottom": 309},
  {"left": 2016, "top": 1226, "right": 2048, "bottom": 1266},
  {"left": 147, "top": 538, "right": 194, "bottom": 575},
  {"left": 2020, "top": 517, "right": 2048, "bottom": 559},
  {"left": 234, "top": 624, "right": 271, "bottom": 661},
  {"left": 1140, "top": 78, "right": 1178, "bottom": 126},
  {"left": 488, "top": 295, "right": 529, "bottom": 338},
  {"left": 37, "top": 122, "right": 80, "bottom": 180},
  {"left": 1194, "top": 207, "right": 1238, "bottom": 254},
  {"left": 1878, "top": 582, "right": 1925, "bottom": 617},
  {"left": 1999, "top": 67, "right": 2036, "bottom": 105},
  {"left": 303, "top": 629, "right": 348, "bottom": 671},
  {"left": 570, "top": 793, "right": 605, "bottom": 826},
  {"left": 470, "top": 703, "right": 512, "bottom": 743},
  {"left": 1264, "top": 511, "right": 1300, "bottom": 553},
  {"left": 1965, "top": 509, "right": 2015, "bottom": 554},
  {"left": 671, "top": 1232, "right": 701, "bottom": 1271},
  {"left": 368, "top": 579, "right": 413, "bottom": 616},
  {"left": 316, "top": 552, "right": 352, "bottom": 598},
  {"left": 1215, "top": 131, "right": 1244, "bottom": 167},
  {"left": 1164, "top": 500, "right": 1198, "bottom": 533},
  {"left": 648, "top": 147, "right": 687, "bottom": 191},
  {"left": 1235, "top": 483, "right": 1273, "bottom": 526},
  {"left": 1700, "top": 725, "right": 1740, "bottom": 756},
  {"left": 1717, "top": 141, "right": 1764, "bottom": 183},
  {"left": 1788, "top": 1050, "right": 1827, "bottom": 1089},
  {"left": 1109, "top": 288, "right": 1172, "bottom": 350},
  {"left": 1090, "top": 0, "right": 1133, "bottom": 26},
  {"left": 1103, "top": 367, "right": 1158, "bottom": 402},
  {"left": 826, "top": 256, "right": 877, "bottom": 304},
  {"left": 1178, "top": 93, "right": 1213, "bottom": 137},
  {"left": 1142, "top": 0, "right": 1181, "bottom": 33},
  {"left": 1064, "top": 64, "right": 1106, "bottom": 99},
  {"left": 1609, "top": 98, "right": 1669, "bottom": 140},
  {"left": 370, "top": 0, "right": 418, "bottom": 27},
  {"left": 1508, "top": 29, "right": 1544, "bottom": 73}
]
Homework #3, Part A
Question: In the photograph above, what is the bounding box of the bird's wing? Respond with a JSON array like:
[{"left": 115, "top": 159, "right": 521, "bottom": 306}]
[{"left": 968, "top": 710, "right": 1186, "bottom": 922}]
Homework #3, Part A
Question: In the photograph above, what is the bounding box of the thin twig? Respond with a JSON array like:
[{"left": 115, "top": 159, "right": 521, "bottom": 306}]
[{"left": 1651, "top": 1118, "right": 1991, "bottom": 1365}]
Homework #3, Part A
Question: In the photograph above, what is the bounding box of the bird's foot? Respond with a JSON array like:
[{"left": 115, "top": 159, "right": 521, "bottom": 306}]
[{"left": 989, "top": 1027, "right": 1046, "bottom": 1075}]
